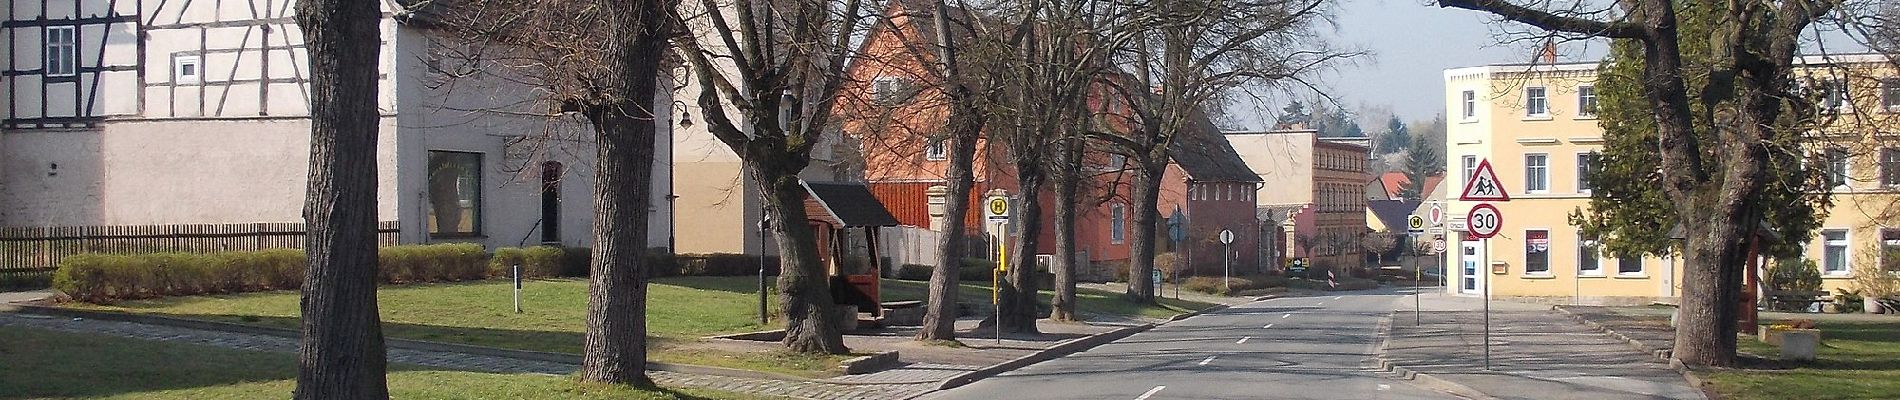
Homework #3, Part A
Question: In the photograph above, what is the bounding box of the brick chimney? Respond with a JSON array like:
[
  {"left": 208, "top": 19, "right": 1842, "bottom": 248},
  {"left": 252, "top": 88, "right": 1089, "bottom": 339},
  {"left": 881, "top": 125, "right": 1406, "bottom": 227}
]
[{"left": 1539, "top": 40, "right": 1557, "bottom": 64}]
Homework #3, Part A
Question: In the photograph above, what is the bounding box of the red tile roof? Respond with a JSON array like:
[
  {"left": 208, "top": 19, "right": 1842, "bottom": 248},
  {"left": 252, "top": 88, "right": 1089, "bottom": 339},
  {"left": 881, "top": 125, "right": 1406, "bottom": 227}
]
[{"left": 1377, "top": 171, "right": 1444, "bottom": 199}]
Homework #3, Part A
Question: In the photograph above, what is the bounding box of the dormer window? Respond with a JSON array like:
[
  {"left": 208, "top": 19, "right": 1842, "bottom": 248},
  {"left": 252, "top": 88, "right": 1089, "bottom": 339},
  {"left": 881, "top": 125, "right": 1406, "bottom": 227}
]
[
  {"left": 872, "top": 77, "right": 909, "bottom": 105},
  {"left": 925, "top": 140, "right": 946, "bottom": 161}
]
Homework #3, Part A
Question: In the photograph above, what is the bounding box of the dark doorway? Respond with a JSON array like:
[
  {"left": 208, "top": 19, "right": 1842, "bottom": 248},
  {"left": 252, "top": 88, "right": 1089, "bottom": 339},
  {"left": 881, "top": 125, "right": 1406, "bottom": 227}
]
[{"left": 541, "top": 161, "right": 562, "bottom": 244}]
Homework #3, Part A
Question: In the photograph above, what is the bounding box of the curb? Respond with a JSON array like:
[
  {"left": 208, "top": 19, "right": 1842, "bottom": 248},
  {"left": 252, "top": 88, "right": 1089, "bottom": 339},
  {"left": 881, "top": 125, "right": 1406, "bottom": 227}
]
[
  {"left": 928, "top": 301, "right": 1228, "bottom": 392},
  {"left": 837, "top": 351, "right": 901, "bottom": 375},
  {"left": 1370, "top": 315, "right": 1495, "bottom": 400},
  {"left": 930, "top": 322, "right": 1154, "bottom": 391},
  {"left": 1550, "top": 305, "right": 1711, "bottom": 400},
  {"left": 3, "top": 304, "right": 814, "bottom": 383}
]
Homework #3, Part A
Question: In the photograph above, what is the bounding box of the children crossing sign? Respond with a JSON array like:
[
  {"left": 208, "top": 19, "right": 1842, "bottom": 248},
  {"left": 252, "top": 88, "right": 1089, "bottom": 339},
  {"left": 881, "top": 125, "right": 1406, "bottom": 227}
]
[{"left": 1458, "top": 159, "right": 1511, "bottom": 202}]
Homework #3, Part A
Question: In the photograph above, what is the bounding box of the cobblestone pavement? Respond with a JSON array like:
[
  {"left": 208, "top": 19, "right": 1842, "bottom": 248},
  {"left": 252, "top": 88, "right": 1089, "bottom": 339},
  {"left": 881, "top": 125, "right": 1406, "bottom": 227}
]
[
  {"left": 821, "top": 363, "right": 978, "bottom": 385},
  {"left": 0, "top": 312, "right": 937, "bottom": 399}
]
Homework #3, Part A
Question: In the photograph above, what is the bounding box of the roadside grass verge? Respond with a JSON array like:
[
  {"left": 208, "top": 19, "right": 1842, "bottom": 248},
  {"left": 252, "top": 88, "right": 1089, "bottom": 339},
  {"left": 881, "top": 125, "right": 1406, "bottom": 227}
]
[
  {"left": 1701, "top": 320, "right": 1900, "bottom": 400},
  {"left": 879, "top": 278, "right": 1216, "bottom": 320},
  {"left": 0, "top": 325, "right": 769, "bottom": 400}
]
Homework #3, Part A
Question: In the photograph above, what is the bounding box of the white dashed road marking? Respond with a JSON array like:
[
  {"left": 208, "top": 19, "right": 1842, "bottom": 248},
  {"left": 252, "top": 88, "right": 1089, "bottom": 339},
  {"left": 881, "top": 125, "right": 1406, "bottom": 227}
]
[
  {"left": 1136, "top": 386, "right": 1166, "bottom": 400},
  {"left": 1263, "top": 324, "right": 1273, "bottom": 329},
  {"left": 1281, "top": 313, "right": 1291, "bottom": 319},
  {"left": 1236, "top": 336, "right": 1251, "bottom": 344},
  {"left": 1198, "top": 356, "right": 1217, "bottom": 366}
]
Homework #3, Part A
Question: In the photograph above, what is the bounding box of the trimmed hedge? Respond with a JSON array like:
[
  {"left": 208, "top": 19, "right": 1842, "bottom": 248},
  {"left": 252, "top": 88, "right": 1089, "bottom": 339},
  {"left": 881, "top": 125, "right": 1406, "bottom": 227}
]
[
  {"left": 674, "top": 253, "right": 781, "bottom": 277},
  {"left": 55, "top": 244, "right": 488, "bottom": 304},
  {"left": 895, "top": 264, "right": 933, "bottom": 281},
  {"left": 1182, "top": 274, "right": 1288, "bottom": 296}
]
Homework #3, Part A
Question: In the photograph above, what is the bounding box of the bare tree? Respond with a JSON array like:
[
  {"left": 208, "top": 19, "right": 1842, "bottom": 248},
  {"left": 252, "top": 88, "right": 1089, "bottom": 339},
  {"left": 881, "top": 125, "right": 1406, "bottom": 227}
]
[
  {"left": 1097, "top": 0, "right": 1348, "bottom": 302},
  {"left": 294, "top": 0, "right": 388, "bottom": 396},
  {"left": 414, "top": 0, "right": 676, "bottom": 382},
  {"left": 672, "top": 0, "right": 870, "bottom": 354},
  {"left": 1362, "top": 232, "right": 1397, "bottom": 265},
  {"left": 1437, "top": 0, "right": 1841, "bottom": 366}
]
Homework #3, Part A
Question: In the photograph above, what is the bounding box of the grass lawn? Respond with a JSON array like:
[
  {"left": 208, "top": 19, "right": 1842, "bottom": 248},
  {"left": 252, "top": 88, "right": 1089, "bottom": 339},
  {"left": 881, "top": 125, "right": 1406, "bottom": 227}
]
[
  {"left": 69, "top": 277, "right": 848, "bottom": 377},
  {"left": 1701, "top": 320, "right": 1900, "bottom": 400},
  {"left": 0, "top": 325, "right": 767, "bottom": 400},
  {"left": 67, "top": 276, "right": 1213, "bottom": 376}
]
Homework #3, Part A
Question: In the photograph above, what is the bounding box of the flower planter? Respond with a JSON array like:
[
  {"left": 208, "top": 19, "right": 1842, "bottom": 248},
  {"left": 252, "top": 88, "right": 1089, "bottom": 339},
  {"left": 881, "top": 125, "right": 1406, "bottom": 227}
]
[
  {"left": 1760, "top": 326, "right": 1821, "bottom": 347},
  {"left": 1779, "top": 329, "right": 1821, "bottom": 361}
]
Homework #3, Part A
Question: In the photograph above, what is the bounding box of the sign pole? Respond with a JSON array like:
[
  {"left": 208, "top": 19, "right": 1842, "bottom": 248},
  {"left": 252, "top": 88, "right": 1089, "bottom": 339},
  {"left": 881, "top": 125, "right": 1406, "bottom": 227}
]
[
  {"left": 512, "top": 264, "right": 522, "bottom": 314},
  {"left": 1413, "top": 234, "right": 1421, "bottom": 326},
  {"left": 1483, "top": 238, "right": 1491, "bottom": 371}
]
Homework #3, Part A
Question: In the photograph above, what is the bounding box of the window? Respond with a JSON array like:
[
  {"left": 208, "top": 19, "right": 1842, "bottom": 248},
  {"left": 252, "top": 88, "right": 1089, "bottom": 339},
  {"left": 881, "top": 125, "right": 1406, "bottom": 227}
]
[
  {"left": 1110, "top": 203, "right": 1126, "bottom": 244},
  {"left": 173, "top": 54, "right": 201, "bottom": 84},
  {"left": 1108, "top": 154, "right": 1126, "bottom": 171},
  {"left": 1826, "top": 147, "right": 1849, "bottom": 188},
  {"left": 1577, "top": 85, "right": 1598, "bottom": 117},
  {"left": 1577, "top": 152, "right": 1599, "bottom": 193},
  {"left": 44, "top": 26, "right": 77, "bottom": 77},
  {"left": 1618, "top": 255, "right": 1643, "bottom": 275},
  {"left": 1525, "top": 153, "right": 1548, "bottom": 193},
  {"left": 1821, "top": 79, "right": 1850, "bottom": 112},
  {"left": 872, "top": 77, "right": 908, "bottom": 105},
  {"left": 1461, "top": 90, "right": 1476, "bottom": 120},
  {"left": 1578, "top": 231, "right": 1601, "bottom": 276},
  {"left": 1882, "top": 78, "right": 1900, "bottom": 112},
  {"left": 1525, "top": 230, "right": 1550, "bottom": 274},
  {"left": 1525, "top": 87, "right": 1548, "bottom": 116},
  {"left": 1881, "top": 148, "right": 1899, "bottom": 187},
  {"left": 1461, "top": 155, "right": 1477, "bottom": 189},
  {"left": 1882, "top": 229, "right": 1900, "bottom": 273},
  {"left": 1822, "top": 229, "right": 1849, "bottom": 276},
  {"left": 428, "top": 151, "right": 484, "bottom": 237},
  {"left": 924, "top": 140, "right": 947, "bottom": 161}
]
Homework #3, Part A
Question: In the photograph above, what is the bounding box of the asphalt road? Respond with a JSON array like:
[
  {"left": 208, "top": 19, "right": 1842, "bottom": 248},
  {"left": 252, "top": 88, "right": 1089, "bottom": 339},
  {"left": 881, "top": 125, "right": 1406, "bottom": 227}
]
[{"left": 925, "top": 289, "right": 1460, "bottom": 400}]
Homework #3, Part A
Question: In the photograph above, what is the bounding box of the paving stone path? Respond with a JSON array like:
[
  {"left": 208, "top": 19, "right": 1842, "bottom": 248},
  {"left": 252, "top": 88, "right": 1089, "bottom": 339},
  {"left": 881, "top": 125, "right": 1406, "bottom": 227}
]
[{"left": 0, "top": 312, "right": 937, "bottom": 399}]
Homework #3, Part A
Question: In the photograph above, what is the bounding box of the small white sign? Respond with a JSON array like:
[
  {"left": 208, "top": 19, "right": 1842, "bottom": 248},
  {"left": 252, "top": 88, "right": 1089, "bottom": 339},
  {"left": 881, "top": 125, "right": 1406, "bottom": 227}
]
[
  {"left": 1429, "top": 202, "right": 1444, "bottom": 226},
  {"left": 1467, "top": 204, "right": 1504, "bottom": 239},
  {"left": 985, "top": 196, "right": 1010, "bottom": 221},
  {"left": 1219, "top": 229, "right": 1235, "bottom": 244}
]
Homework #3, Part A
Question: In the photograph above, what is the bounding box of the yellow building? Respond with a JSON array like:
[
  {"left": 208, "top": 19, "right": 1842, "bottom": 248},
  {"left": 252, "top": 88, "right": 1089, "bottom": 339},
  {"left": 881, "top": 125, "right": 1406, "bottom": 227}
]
[{"left": 1441, "top": 55, "right": 1899, "bottom": 305}]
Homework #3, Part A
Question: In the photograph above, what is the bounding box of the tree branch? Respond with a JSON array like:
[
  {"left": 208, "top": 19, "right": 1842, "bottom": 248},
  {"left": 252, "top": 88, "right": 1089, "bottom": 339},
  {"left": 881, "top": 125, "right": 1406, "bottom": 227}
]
[{"left": 1436, "top": 0, "right": 1647, "bottom": 39}]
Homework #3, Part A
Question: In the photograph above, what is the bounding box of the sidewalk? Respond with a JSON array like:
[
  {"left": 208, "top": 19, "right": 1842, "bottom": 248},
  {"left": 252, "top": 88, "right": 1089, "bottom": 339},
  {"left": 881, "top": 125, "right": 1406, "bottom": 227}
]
[
  {"left": 1381, "top": 293, "right": 1704, "bottom": 400},
  {"left": 0, "top": 289, "right": 54, "bottom": 304}
]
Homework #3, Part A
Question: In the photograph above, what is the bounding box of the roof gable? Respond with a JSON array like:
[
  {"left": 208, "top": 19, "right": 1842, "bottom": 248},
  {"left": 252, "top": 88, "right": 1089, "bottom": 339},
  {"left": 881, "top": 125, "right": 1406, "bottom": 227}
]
[{"left": 1171, "top": 112, "right": 1263, "bottom": 183}]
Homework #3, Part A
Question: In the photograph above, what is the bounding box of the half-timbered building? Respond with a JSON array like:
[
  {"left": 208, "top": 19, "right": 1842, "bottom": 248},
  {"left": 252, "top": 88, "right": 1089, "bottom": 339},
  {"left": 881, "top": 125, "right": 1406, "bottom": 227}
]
[{"left": 0, "top": 0, "right": 673, "bottom": 257}]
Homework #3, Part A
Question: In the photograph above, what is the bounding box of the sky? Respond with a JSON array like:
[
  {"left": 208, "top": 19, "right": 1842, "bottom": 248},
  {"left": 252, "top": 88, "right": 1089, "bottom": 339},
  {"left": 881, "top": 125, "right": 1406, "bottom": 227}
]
[{"left": 1229, "top": 0, "right": 1609, "bottom": 129}]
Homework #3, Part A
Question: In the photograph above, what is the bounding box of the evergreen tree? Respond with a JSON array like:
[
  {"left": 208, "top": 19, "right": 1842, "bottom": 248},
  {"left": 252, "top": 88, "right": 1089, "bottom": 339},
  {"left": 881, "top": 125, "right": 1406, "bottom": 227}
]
[
  {"left": 1398, "top": 134, "right": 1441, "bottom": 202},
  {"left": 1375, "top": 117, "right": 1410, "bottom": 155}
]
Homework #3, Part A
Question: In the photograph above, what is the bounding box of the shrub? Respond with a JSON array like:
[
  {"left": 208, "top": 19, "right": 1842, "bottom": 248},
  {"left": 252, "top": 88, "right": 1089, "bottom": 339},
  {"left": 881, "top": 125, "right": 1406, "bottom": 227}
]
[
  {"left": 490, "top": 246, "right": 567, "bottom": 278},
  {"left": 55, "top": 244, "right": 489, "bottom": 303},
  {"left": 895, "top": 264, "right": 934, "bottom": 281},
  {"left": 0, "top": 271, "right": 53, "bottom": 291},
  {"left": 960, "top": 258, "right": 997, "bottom": 282},
  {"left": 1766, "top": 257, "right": 1823, "bottom": 293},
  {"left": 677, "top": 253, "right": 780, "bottom": 276},
  {"left": 1181, "top": 274, "right": 1289, "bottom": 296},
  {"left": 378, "top": 243, "right": 487, "bottom": 283}
]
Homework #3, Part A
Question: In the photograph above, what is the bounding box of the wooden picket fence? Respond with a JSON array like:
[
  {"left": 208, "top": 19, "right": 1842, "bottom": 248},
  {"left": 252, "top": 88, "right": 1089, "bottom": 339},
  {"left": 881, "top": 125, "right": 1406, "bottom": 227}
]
[{"left": 0, "top": 221, "right": 402, "bottom": 279}]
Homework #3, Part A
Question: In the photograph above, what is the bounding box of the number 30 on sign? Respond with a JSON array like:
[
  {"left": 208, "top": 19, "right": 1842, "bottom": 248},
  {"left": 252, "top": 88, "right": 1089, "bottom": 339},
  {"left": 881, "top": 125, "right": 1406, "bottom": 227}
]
[{"left": 1466, "top": 204, "right": 1503, "bottom": 239}]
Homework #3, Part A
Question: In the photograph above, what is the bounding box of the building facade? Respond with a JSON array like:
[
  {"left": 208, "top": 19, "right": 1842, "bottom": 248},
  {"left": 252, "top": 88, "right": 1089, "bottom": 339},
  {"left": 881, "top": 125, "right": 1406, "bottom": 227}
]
[
  {"left": 1228, "top": 129, "right": 1372, "bottom": 272},
  {"left": 1441, "top": 55, "right": 1900, "bottom": 304},
  {"left": 1, "top": 0, "right": 673, "bottom": 258}
]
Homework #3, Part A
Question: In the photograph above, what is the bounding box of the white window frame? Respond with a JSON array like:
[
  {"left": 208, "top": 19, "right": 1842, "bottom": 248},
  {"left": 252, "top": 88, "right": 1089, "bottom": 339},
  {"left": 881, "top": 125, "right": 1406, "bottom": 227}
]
[
  {"left": 1461, "top": 90, "right": 1477, "bottom": 121},
  {"left": 1821, "top": 229, "right": 1850, "bottom": 276},
  {"left": 1880, "top": 147, "right": 1899, "bottom": 187},
  {"left": 1881, "top": 229, "right": 1900, "bottom": 273},
  {"left": 1110, "top": 203, "right": 1126, "bottom": 244},
  {"left": 1821, "top": 78, "right": 1852, "bottom": 113},
  {"left": 872, "top": 77, "right": 906, "bottom": 105},
  {"left": 1524, "top": 153, "right": 1549, "bottom": 193},
  {"left": 1826, "top": 147, "right": 1850, "bottom": 190},
  {"left": 1107, "top": 154, "right": 1126, "bottom": 171},
  {"left": 1525, "top": 86, "right": 1549, "bottom": 117},
  {"left": 1578, "top": 231, "right": 1603, "bottom": 276},
  {"left": 1881, "top": 78, "right": 1900, "bottom": 113},
  {"left": 924, "top": 140, "right": 946, "bottom": 161},
  {"left": 173, "top": 54, "right": 202, "bottom": 84},
  {"left": 45, "top": 26, "right": 78, "bottom": 77},
  {"left": 1461, "top": 155, "right": 1477, "bottom": 190},
  {"left": 1616, "top": 254, "right": 1644, "bottom": 276},
  {"left": 1577, "top": 152, "right": 1597, "bottom": 194},
  {"left": 1576, "top": 85, "right": 1598, "bottom": 118}
]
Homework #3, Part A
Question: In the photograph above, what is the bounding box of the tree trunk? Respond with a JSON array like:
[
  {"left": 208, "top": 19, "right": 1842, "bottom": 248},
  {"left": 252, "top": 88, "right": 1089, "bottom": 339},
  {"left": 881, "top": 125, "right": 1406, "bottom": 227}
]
[
  {"left": 294, "top": 0, "right": 387, "bottom": 396},
  {"left": 918, "top": 0, "right": 985, "bottom": 342},
  {"left": 576, "top": 0, "right": 670, "bottom": 384},
  {"left": 753, "top": 162, "right": 850, "bottom": 354},
  {"left": 1126, "top": 162, "right": 1164, "bottom": 303},
  {"left": 1050, "top": 138, "right": 1082, "bottom": 322},
  {"left": 1000, "top": 159, "right": 1045, "bottom": 333}
]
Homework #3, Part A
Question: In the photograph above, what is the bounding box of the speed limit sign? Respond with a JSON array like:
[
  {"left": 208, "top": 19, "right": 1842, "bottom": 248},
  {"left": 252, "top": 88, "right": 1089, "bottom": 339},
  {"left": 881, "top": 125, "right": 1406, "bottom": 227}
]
[{"left": 1466, "top": 204, "right": 1503, "bottom": 239}]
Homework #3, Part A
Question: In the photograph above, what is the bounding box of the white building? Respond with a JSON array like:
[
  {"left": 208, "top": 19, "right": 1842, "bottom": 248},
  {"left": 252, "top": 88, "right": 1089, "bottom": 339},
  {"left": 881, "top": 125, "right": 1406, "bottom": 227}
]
[{"left": 0, "top": 0, "right": 672, "bottom": 256}]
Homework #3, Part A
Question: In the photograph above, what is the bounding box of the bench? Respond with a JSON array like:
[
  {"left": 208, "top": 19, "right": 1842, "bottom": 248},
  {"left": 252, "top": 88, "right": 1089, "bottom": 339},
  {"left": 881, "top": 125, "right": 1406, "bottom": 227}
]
[{"left": 1763, "top": 290, "right": 1831, "bottom": 312}]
